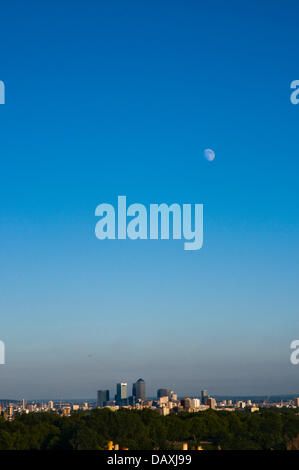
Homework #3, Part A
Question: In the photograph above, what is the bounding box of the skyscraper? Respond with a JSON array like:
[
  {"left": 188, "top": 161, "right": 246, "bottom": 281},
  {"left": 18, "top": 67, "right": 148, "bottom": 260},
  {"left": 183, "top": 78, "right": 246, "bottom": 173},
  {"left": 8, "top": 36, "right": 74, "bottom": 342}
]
[
  {"left": 97, "top": 390, "right": 110, "bottom": 407},
  {"left": 157, "top": 389, "right": 170, "bottom": 399},
  {"left": 201, "top": 389, "right": 209, "bottom": 405},
  {"left": 132, "top": 378, "right": 146, "bottom": 401},
  {"left": 116, "top": 382, "right": 127, "bottom": 405}
]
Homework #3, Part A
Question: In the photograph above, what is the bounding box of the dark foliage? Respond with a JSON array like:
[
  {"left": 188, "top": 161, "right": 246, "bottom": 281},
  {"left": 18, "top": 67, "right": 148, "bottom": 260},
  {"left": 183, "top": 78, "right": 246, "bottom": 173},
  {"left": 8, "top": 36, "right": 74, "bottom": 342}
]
[{"left": 0, "top": 408, "right": 298, "bottom": 450}]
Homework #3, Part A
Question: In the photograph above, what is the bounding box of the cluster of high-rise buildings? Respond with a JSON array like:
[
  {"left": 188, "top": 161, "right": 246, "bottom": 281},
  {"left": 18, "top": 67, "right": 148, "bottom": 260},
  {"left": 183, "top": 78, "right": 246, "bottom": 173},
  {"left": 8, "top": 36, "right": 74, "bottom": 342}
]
[
  {"left": 95, "top": 381, "right": 299, "bottom": 416},
  {"left": 97, "top": 378, "right": 147, "bottom": 407},
  {"left": 95, "top": 381, "right": 294, "bottom": 415},
  {"left": 97, "top": 380, "right": 213, "bottom": 414},
  {"left": 97, "top": 382, "right": 217, "bottom": 410}
]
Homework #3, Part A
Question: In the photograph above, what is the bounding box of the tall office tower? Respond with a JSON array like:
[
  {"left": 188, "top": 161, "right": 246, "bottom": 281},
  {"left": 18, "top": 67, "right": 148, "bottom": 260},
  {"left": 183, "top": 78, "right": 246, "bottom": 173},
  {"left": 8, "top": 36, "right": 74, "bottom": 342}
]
[
  {"left": 116, "top": 382, "right": 127, "bottom": 405},
  {"left": 201, "top": 389, "right": 209, "bottom": 405},
  {"left": 157, "top": 388, "right": 170, "bottom": 399},
  {"left": 132, "top": 378, "right": 146, "bottom": 401},
  {"left": 97, "top": 390, "right": 110, "bottom": 407}
]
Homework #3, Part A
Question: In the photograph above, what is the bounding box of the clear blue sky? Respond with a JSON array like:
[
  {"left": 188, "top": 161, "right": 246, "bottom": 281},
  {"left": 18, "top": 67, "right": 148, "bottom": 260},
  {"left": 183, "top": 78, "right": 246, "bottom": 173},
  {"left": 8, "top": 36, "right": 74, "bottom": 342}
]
[{"left": 0, "top": 0, "right": 299, "bottom": 399}]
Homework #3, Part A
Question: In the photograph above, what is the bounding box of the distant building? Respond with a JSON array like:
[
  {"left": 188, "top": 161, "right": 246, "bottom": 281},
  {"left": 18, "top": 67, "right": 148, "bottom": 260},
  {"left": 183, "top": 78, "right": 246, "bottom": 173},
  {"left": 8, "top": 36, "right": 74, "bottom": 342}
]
[
  {"left": 132, "top": 378, "right": 146, "bottom": 401},
  {"left": 158, "top": 407, "right": 170, "bottom": 416},
  {"left": 105, "top": 405, "right": 119, "bottom": 412},
  {"left": 206, "top": 397, "right": 217, "bottom": 409},
  {"left": 157, "top": 389, "right": 170, "bottom": 400},
  {"left": 128, "top": 395, "right": 136, "bottom": 406},
  {"left": 201, "top": 390, "right": 209, "bottom": 405},
  {"left": 158, "top": 396, "right": 169, "bottom": 404},
  {"left": 237, "top": 401, "right": 246, "bottom": 409},
  {"left": 48, "top": 400, "right": 54, "bottom": 411},
  {"left": 294, "top": 397, "right": 299, "bottom": 408},
  {"left": 191, "top": 398, "right": 201, "bottom": 408},
  {"left": 116, "top": 383, "right": 127, "bottom": 405},
  {"left": 62, "top": 406, "right": 71, "bottom": 416},
  {"left": 181, "top": 398, "right": 192, "bottom": 410},
  {"left": 250, "top": 406, "right": 259, "bottom": 413},
  {"left": 97, "top": 390, "right": 110, "bottom": 407}
]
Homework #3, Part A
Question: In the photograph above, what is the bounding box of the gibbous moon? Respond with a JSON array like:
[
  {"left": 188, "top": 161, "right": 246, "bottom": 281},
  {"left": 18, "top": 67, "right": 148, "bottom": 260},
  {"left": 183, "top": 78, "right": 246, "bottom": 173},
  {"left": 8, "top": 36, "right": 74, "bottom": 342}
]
[{"left": 204, "top": 148, "right": 215, "bottom": 161}]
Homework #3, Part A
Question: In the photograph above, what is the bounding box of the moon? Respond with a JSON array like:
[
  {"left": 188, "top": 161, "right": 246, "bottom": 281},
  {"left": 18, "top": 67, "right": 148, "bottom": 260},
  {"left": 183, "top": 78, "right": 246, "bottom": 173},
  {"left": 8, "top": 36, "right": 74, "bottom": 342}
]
[{"left": 204, "top": 148, "right": 215, "bottom": 161}]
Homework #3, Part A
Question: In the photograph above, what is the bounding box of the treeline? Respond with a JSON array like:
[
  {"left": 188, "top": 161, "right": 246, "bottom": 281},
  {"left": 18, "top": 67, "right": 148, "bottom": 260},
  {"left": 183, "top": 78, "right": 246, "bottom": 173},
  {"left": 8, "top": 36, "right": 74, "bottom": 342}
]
[{"left": 0, "top": 408, "right": 299, "bottom": 450}]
